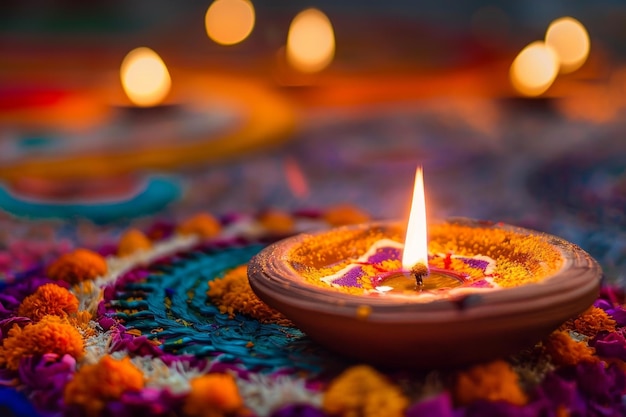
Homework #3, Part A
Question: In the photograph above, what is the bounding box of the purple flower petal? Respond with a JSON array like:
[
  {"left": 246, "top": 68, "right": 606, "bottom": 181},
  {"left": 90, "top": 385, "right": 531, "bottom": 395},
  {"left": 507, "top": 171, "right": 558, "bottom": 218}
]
[
  {"left": 0, "top": 293, "right": 20, "bottom": 314},
  {"left": 110, "top": 332, "right": 163, "bottom": 357},
  {"left": 599, "top": 286, "right": 625, "bottom": 306},
  {"left": 0, "top": 317, "right": 31, "bottom": 341},
  {"left": 98, "top": 316, "right": 117, "bottom": 331},
  {"left": 104, "top": 388, "right": 184, "bottom": 417},
  {"left": 606, "top": 306, "right": 626, "bottom": 327},
  {"left": 533, "top": 371, "right": 586, "bottom": 415},
  {"left": 591, "top": 332, "right": 626, "bottom": 360},
  {"left": 575, "top": 362, "right": 626, "bottom": 411},
  {"left": 594, "top": 299, "right": 613, "bottom": 311},
  {"left": 18, "top": 354, "right": 75, "bottom": 413},
  {"left": 97, "top": 243, "right": 118, "bottom": 257},
  {"left": 207, "top": 361, "right": 251, "bottom": 379}
]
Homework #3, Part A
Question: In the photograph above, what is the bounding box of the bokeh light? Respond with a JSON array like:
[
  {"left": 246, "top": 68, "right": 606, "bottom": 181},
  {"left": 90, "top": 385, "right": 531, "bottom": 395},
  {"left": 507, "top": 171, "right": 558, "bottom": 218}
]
[
  {"left": 286, "top": 8, "right": 335, "bottom": 73},
  {"left": 205, "top": 0, "right": 255, "bottom": 46},
  {"left": 545, "top": 17, "right": 590, "bottom": 74},
  {"left": 510, "top": 41, "right": 559, "bottom": 97},
  {"left": 120, "top": 47, "right": 171, "bottom": 107}
]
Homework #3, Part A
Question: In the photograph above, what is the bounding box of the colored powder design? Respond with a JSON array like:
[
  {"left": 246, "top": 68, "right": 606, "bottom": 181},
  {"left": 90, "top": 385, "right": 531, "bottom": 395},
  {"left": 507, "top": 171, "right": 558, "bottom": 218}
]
[
  {"left": 331, "top": 267, "right": 364, "bottom": 288},
  {"left": 366, "top": 246, "right": 401, "bottom": 264},
  {"left": 107, "top": 244, "right": 333, "bottom": 374},
  {"left": 459, "top": 257, "right": 490, "bottom": 271},
  {"left": 318, "top": 242, "right": 498, "bottom": 294}
]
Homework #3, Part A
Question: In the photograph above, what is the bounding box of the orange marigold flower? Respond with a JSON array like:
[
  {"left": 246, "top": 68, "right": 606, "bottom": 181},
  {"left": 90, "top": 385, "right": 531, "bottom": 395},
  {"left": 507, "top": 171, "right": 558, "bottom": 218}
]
[
  {"left": 183, "top": 373, "right": 244, "bottom": 417},
  {"left": 323, "top": 204, "right": 370, "bottom": 227},
  {"left": 544, "top": 330, "right": 598, "bottom": 366},
  {"left": 72, "top": 310, "right": 95, "bottom": 337},
  {"left": 0, "top": 316, "right": 84, "bottom": 370},
  {"left": 64, "top": 355, "right": 144, "bottom": 417},
  {"left": 573, "top": 306, "right": 616, "bottom": 337},
  {"left": 454, "top": 360, "right": 527, "bottom": 406},
  {"left": 47, "top": 249, "right": 107, "bottom": 284},
  {"left": 17, "top": 283, "right": 79, "bottom": 322},
  {"left": 323, "top": 365, "right": 408, "bottom": 417},
  {"left": 207, "top": 265, "right": 293, "bottom": 326},
  {"left": 177, "top": 213, "right": 221, "bottom": 239},
  {"left": 117, "top": 229, "right": 152, "bottom": 257},
  {"left": 258, "top": 210, "right": 295, "bottom": 235}
]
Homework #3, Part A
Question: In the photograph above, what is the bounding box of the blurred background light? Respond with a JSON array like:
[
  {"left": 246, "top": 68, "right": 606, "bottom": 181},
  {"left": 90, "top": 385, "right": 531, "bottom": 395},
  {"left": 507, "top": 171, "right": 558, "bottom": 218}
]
[
  {"left": 286, "top": 8, "right": 335, "bottom": 73},
  {"left": 120, "top": 47, "right": 171, "bottom": 107},
  {"left": 510, "top": 41, "right": 559, "bottom": 97},
  {"left": 205, "top": 0, "right": 255, "bottom": 46},
  {"left": 545, "top": 17, "right": 590, "bottom": 74}
]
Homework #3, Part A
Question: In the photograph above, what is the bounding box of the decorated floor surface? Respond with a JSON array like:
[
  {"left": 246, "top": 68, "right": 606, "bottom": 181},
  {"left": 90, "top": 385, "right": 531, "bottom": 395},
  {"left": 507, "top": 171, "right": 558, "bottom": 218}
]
[{"left": 0, "top": 97, "right": 625, "bottom": 416}]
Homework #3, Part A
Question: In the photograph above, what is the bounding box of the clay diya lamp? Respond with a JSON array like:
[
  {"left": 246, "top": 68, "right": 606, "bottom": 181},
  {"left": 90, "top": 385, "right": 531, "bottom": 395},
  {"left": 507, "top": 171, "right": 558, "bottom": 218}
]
[{"left": 248, "top": 168, "right": 602, "bottom": 368}]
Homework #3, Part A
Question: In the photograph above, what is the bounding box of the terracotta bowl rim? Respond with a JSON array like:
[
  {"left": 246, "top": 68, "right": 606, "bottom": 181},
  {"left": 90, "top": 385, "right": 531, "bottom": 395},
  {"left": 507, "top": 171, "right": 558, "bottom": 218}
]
[{"left": 247, "top": 218, "right": 602, "bottom": 323}]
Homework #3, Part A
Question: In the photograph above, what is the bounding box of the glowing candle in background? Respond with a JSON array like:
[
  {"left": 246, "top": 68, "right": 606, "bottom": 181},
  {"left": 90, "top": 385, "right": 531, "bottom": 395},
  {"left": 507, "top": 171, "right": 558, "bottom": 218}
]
[
  {"left": 545, "top": 17, "right": 590, "bottom": 74},
  {"left": 286, "top": 8, "right": 335, "bottom": 73},
  {"left": 205, "top": 0, "right": 255, "bottom": 46},
  {"left": 120, "top": 47, "right": 171, "bottom": 107},
  {"left": 510, "top": 41, "right": 559, "bottom": 97}
]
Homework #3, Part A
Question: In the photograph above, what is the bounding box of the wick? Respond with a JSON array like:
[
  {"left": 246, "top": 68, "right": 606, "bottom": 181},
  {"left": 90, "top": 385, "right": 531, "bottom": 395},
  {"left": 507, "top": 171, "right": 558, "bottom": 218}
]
[{"left": 410, "top": 262, "right": 429, "bottom": 289}]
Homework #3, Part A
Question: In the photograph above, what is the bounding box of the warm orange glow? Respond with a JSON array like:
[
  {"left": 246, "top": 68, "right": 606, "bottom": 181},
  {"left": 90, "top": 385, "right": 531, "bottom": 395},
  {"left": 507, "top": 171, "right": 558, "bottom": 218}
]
[
  {"left": 120, "top": 47, "right": 171, "bottom": 107},
  {"left": 286, "top": 8, "right": 335, "bottom": 73},
  {"left": 510, "top": 41, "right": 559, "bottom": 97},
  {"left": 402, "top": 167, "right": 428, "bottom": 271},
  {"left": 545, "top": 17, "right": 590, "bottom": 74},
  {"left": 205, "top": 0, "right": 255, "bottom": 46}
]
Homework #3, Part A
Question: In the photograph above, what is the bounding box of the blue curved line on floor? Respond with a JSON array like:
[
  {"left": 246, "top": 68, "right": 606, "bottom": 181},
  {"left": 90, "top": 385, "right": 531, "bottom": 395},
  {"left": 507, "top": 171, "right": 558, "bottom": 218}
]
[
  {"left": 0, "top": 175, "right": 182, "bottom": 224},
  {"left": 112, "top": 245, "right": 332, "bottom": 374}
]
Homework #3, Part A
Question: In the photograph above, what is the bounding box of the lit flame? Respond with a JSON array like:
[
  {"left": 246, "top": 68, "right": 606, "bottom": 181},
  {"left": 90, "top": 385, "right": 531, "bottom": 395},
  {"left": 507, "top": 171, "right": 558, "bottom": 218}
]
[
  {"left": 120, "top": 47, "right": 171, "bottom": 107},
  {"left": 402, "top": 167, "right": 429, "bottom": 271},
  {"left": 286, "top": 8, "right": 335, "bottom": 73},
  {"left": 510, "top": 41, "right": 559, "bottom": 97},
  {"left": 545, "top": 17, "right": 590, "bottom": 74},
  {"left": 205, "top": 0, "right": 255, "bottom": 46}
]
